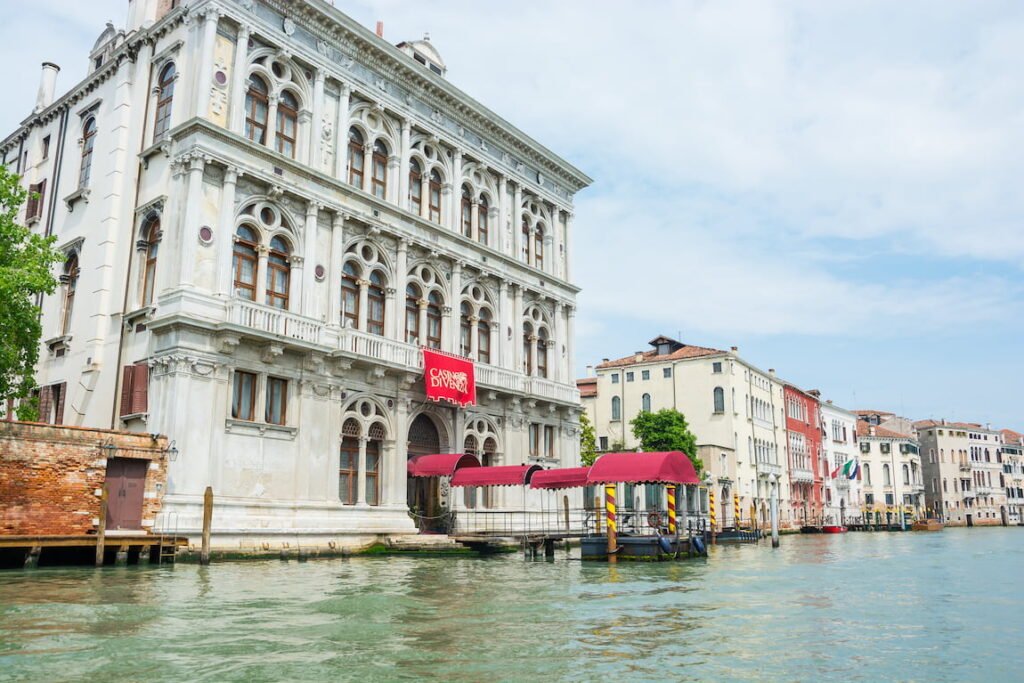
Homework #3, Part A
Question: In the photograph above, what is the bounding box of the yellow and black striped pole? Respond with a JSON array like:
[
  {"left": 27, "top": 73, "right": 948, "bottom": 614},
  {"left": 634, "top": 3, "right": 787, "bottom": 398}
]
[
  {"left": 605, "top": 484, "right": 617, "bottom": 563},
  {"left": 667, "top": 486, "right": 677, "bottom": 535},
  {"left": 734, "top": 492, "right": 740, "bottom": 530},
  {"left": 709, "top": 487, "right": 716, "bottom": 544}
]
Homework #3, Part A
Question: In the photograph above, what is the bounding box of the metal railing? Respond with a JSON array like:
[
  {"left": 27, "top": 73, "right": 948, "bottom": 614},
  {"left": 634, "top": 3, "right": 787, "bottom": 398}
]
[{"left": 450, "top": 507, "right": 709, "bottom": 538}]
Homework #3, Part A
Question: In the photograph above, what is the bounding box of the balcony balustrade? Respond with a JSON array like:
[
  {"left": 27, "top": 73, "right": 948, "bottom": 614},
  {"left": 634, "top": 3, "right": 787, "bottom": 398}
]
[
  {"left": 790, "top": 467, "right": 814, "bottom": 484},
  {"left": 756, "top": 460, "right": 782, "bottom": 478}
]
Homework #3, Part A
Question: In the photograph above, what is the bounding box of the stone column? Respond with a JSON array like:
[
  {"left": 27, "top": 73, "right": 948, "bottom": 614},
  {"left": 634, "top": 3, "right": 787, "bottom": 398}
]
[
  {"left": 310, "top": 69, "right": 325, "bottom": 169},
  {"left": 193, "top": 9, "right": 220, "bottom": 119},
  {"left": 301, "top": 201, "right": 319, "bottom": 316},
  {"left": 498, "top": 279, "right": 510, "bottom": 368},
  {"left": 565, "top": 212, "right": 574, "bottom": 281},
  {"left": 551, "top": 206, "right": 563, "bottom": 279},
  {"left": 420, "top": 175, "right": 431, "bottom": 220},
  {"left": 394, "top": 238, "right": 409, "bottom": 336},
  {"left": 357, "top": 279, "right": 369, "bottom": 331},
  {"left": 327, "top": 212, "right": 345, "bottom": 326},
  {"left": 229, "top": 24, "right": 250, "bottom": 135},
  {"left": 387, "top": 154, "right": 400, "bottom": 204},
  {"left": 470, "top": 200, "right": 480, "bottom": 242},
  {"left": 553, "top": 301, "right": 565, "bottom": 382},
  {"left": 357, "top": 436, "right": 368, "bottom": 505},
  {"left": 469, "top": 315, "right": 480, "bottom": 359},
  {"left": 255, "top": 244, "right": 268, "bottom": 302},
  {"left": 513, "top": 183, "right": 523, "bottom": 260},
  {"left": 449, "top": 150, "right": 463, "bottom": 229},
  {"left": 361, "top": 142, "right": 372, "bottom": 192},
  {"left": 513, "top": 284, "right": 524, "bottom": 372},
  {"left": 498, "top": 175, "right": 508, "bottom": 253},
  {"left": 417, "top": 300, "right": 428, "bottom": 346},
  {"left": 448, "top": 261, "right": 463, "bottom": 352},
  {"left": 531, "top": 335, "right": 540, "bottom": 377},
  {"left": 180, "top": 154, "right": 206, "bottom": 285},
  {"left": 334, "top": 84, "right": 351, "bottom": 179},
  {"left": 265, "top": 94, "right": 279, "bottom": 150},
  {"left": 567, "top": 305, "right": 576, "bottom": 383},
  {"left": 398, "top": 119, "right": 411, "bottom": 209},
  {"left": 393, "top": 398, "right": 410, "bottom": 506},
  {"left": 216, "top": 165, "right": 239, "bottom": 295},
  {"left": 384, "top": 287, "right": 397, "bottom": 338}
]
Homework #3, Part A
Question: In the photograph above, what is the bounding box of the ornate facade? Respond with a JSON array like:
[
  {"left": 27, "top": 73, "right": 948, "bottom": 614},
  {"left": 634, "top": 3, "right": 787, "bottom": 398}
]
[{"left": 1, "top": 0, "right": 590, "bottom": 546}]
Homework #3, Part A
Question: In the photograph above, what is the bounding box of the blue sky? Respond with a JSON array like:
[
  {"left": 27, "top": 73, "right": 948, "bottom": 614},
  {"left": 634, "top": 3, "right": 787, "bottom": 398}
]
[{"left": 3, "top": 1, "right": 1022, "bottom": 428}]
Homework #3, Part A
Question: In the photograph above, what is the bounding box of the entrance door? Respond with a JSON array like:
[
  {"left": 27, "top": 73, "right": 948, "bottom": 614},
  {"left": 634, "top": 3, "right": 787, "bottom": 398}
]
[
  {"left": 407, "top": 414, "right": 444, "bottom": 532},
  {"left": 106, "top": 457, "right": 148, "bottom": 530}
]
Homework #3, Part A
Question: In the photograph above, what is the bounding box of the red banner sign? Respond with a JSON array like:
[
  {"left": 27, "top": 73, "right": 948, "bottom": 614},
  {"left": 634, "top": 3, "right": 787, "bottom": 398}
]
[{"left": 423, "top": 349, "right": 476, "bottom": 407}]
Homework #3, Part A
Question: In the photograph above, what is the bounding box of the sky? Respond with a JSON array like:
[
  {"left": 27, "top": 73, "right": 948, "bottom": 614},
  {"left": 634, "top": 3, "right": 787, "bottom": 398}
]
[{"left": 2, "top": 1, "right": 1022, "bottom": 428}]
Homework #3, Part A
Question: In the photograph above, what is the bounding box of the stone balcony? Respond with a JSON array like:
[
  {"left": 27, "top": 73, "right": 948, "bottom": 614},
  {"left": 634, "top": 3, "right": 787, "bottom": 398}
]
[
  {"left": 790, "top": 467, "right": 814, "bottom": 484},
  {"left": 153, "top": 292, "right": 580, "bottom": 406},
  {"left": 835, "top": 478, "right": 851, "bottom": 490},
  {"left": 976, "top": 485, "right": 994, "bottom": 496},
  {"left": 756, "top": 460, "right": 782, "bottom": 478}
]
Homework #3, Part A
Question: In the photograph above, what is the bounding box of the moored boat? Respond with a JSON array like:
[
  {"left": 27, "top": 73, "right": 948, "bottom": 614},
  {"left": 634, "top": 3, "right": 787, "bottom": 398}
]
[
  {"left": 911, "top": 518, "right": 944, "bottom": 531},
  {"left": 822, "top": 525, "right": 847, "bottom": 533}
]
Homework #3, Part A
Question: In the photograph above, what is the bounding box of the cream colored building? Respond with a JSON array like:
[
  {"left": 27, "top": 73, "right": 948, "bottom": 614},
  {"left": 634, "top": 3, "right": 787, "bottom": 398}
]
[
  {"left": 821, "top": 401, "right": 861, "bottom": 524},
  {"left": 1000, "top": 429, "right": 1024, "bottom": 525},
  {"left": 917, "top": 420, "right": 1008, "bottom": 526},
  {"left": 855, "top": 420, "right": 923, "bottom": 521},
  {"left": 579, "top": 336, "right": 793, "bottom": 529}
]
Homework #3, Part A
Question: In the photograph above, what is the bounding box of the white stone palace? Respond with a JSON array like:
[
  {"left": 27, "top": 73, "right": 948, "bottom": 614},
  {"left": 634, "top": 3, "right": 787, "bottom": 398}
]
[{"left": 1, "top": 0, "right": 590, "bottom": 547}]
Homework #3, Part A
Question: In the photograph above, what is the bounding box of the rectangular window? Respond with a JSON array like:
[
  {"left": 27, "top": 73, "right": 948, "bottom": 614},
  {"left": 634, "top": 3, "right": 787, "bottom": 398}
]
[
  {"left": 529, "top": 424, "right": 540, "bottom": 458},
  {"left": 42, "top": 135, "right": 50, "bottom": 159},
  {"left": 884, "top": 493, "right": 894, "bottom": 505},
  {"left": 712, "top": 362, "right": 722, "bottom": 373},
  {"left": 339, "top": 438, "right": 359, "bottom": 505},
  {"left": 599, "top": 436, "right": 608, "bottom": 451},
  {"left": 26, "top": 180, "right": 45, "bottom": 221},
  {"left": 265, "top": 376, "right": 287, "bottom": 425},
  {"left": 865, "top": 493, "right": 874, "bottom": 505},
  {"left": 611, "top": 373, "right": 619, "bottom": 384},
  {"left": 663, "top": 367, "right": 672, "bottom": 378},
  {"left": 365, "top": 440, "right": 380, "bottom": 506},
  {"left": 641, "top": 370, "right": 650, "bottom": 380},
  {"left": 544, "top": 425, "right": 554, "bottom": 459},
  {"left": 626, "top": 371, "right": 634, "bottom": 382},
  {"left": 231, "top": 371, "right": 257, "bottom": 421}
]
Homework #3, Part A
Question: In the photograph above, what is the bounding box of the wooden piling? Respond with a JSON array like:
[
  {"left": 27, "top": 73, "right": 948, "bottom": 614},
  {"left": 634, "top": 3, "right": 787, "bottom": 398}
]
[
  {"left": 605, "top": 484, "right": 617, "bottom": 564},
  {"left": 200, "top": 486, "right": 213, "bottom": 566},
  {"left": 95, "top": 486, "right": 108, "bottom": 567},
  {"left": 24, "top": 546, "right": 41, "bottom": 569},
  {"left": 563, "top": 495, "right": 570, "bottom": 533}
]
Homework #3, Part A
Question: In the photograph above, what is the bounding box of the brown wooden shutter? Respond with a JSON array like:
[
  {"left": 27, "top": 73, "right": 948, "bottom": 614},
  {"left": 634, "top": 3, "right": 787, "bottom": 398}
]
[
  {"left": 120, "top": 365, "right": 134, "bottom": 417},
  {"left": 52, "top": 382, "right": 66, "bottom": 425},
  {"left": 131, "top": 363, "right": 148, "bottom": 414},
  {"left": 26, "top": 182, "right": 40, "bottom": 219},
  {"left": 38, "top": 386, "right": 52, "bottom": 423}
]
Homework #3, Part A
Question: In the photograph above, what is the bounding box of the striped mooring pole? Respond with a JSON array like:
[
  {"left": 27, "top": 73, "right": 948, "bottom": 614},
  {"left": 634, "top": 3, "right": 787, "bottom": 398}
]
[
  {"left": 733, "top": 492, "right": 740, "bottom": 530},
  {"left": 667, "top": 486, "right": 677, "bottom": 535},
  {"left": 605, "top": 484, "right": 617, "bottom": 563},
  {"left": 709, "top": 487, "right": 716, "bottom": 545}
]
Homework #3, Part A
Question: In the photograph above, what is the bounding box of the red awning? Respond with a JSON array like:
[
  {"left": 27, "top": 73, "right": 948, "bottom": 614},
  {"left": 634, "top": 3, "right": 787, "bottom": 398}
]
[
  {"left": 530, "top": 467, "right": 592, "bottom": 490},
  {"left": 450, "top": 465, "right": 542, "bottom": 488},
  {"left": 407, "top": 453, "right": 480, "bottom": 477},
  {"left": 587, "top": 451, "right": 700, "bottom": 485}
]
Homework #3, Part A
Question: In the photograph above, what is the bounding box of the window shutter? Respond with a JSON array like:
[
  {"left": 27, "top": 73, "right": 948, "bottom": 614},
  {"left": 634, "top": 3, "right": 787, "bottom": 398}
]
[
  {"left": 53, "top": 382, "right": 66, "bottom": 425},
  {"left": 120, "top": 365, "right": 134, "bottom": 417},
  {"left": 131, "top": 363, "right": 148, "bottom": 414},
  {"left": 26, "top": 182, "right": 41, "bottom": 219},
  {"left": 38, "top": 386, "right": 53, "bottom": 423}
]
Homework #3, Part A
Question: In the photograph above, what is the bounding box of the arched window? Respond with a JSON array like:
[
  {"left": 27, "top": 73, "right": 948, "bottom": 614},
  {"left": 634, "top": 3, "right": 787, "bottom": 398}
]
[
  {"left": 477, "top": 309, "right": 491, "bottom": 364},
  {"left": 365, "top": 431, "right": 382, "bottom": 506},
  {"left": 61, "top": 254, "right": 80, "bottom": 335},
  {"left": 348, "top": 128, "right": 365, "bottom": 188},
  {"left": 79, "top": 118, "right": 97, "bottom": 188},
  {"left": 883, "top": 463, "right": 891, "bottom": 486},
  {"left": 521, "top": 221, "right": 530, "bottom": 263},
  {"left": 534, "top": 226, "right": 544, "bottom": 271},
  {"left": 339, "top": 423, "right": 359, "bottom": 505},
  {"left": 153, "top": 62, "right": 175, "bottom": 140},
  {"left": 266, "top": 236, "right": 290, "bottom": 309},
  {"left": 611, "top": 395, "right": 621, "bottom": 421},
  {"left": 341, "top": 262, "right": 359, "bottom": 328},
  {"left": 459, "top": 301, "right": 472, "bottom": 357},
  {"left": 536, "top": 328, "right": 548, "bottom": 378},
  {"left": 140, "top": 216, "right": 160, "bottom": 306},
  {"left": 367, "top": 270, "right": 386, "bottom": 336},
  {"left": 244, "top": 75, "right": 269, "bottom": 144},
  {"left": 428, "top": 170, "right": 442, "bottom": 223},
  {"left": 371, "top": 140, "right": 388, "bottom": 199},
  {"left": 522, "top": 323, "right": 533, "bottom": 375},
  {"left": 478, "top": 196, "right": 489, "bottom": 245},
  {"left": 232, "top": 226, "right": 258, "bottom": 301},
  {"left": 405, "top": 283, "right": 420, "bottom": 344},
  {"left": 426, "top": 291, "right": 442, "bottom": 349},
  {"left": 642, "top": 393, "right": 651, "bottom": 412},
  {"left": 461, "top": 185, "right": 473, "bottom": 238},
  {"left": 863, "top": 463, "right": 871, "bottom": 485},
  {"left": 275, "top": 90, "right": 298, "bottom": 158},
  {"left": 902, "top": 464, "right": 910, "bottom": 486},
  {"left": 713, "top": 387, "right": 725, "bottom": 413},
  {"left": 409, "top": 159, "right": 422, "bottom": 214}
]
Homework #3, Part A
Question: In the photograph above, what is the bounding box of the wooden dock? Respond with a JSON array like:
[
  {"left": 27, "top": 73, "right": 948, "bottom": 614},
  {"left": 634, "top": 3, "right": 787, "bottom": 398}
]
[{"left": 0, "top": 534, "right": 188, "bottom": 569}]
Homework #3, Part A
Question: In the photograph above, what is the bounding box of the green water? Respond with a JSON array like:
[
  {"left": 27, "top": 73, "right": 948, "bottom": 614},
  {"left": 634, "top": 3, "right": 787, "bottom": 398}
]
[{"left": 1, "top": 528, "right": 1021, "bottom": 682}]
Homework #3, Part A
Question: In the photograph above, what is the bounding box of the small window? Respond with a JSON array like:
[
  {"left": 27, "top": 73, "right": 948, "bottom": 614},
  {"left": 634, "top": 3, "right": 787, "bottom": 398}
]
[
  {"left": 265, "top": 376, "right": 287, "bottom": 425},
  {"left": 641, "top": 393, "right": 651, "bottom": 412},
  {"left": 244, "top": 75, "right": 269, "bottom": 145},
  {"left": 611, "top": 396, "right": 621, "bottom": 421},
  {"left": 41, "top": 135, "right": 50, "bottom": 159},
  {"left": 79, "top": 117, "right": 97, "bottom": 188},
  {"left": 611, "top": 373, "right": 619, "bottom": 384},
  {"left": 154, "top": 62, "right": 176, "bottom": 140},
  {"left": 713, "top": 387, "right": 725, "bottom": 413},
  {"left": 626, "top": 371, "right": 634, "bottom": 382},
  {"left": 663, "top": 367, "right": 672, "bottom": 378},
  {"left": 712, "top": 362, "right": 722, "bottom": 373},
  {"left": 641, "top": 370, "right": 650, "bottom": 380},
  {"left": 231, "top": 371, "right": 257, "bottom": 421},
  {"left": 599, "top": 436, "right": 608, "bottom": 451}
]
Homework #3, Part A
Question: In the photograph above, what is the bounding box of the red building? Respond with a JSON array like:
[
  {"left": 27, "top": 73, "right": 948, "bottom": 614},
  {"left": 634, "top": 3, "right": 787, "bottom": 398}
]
[{"left": 784, "top": 385, "right": 823, "bottom": 525}]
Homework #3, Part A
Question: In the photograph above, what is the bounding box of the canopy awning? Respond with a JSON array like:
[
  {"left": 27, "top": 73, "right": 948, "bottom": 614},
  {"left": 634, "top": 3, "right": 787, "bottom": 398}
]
[
  {"left": 587, "top": 451, "right": 700, "bottom": 485},
  {"left": 450, "top": 464, "right": 542, "bottom": 488},
  {"left": 407, "top": 453, "right": 480, "bottom": 477},
  {"left": 530, "top": 467, "right": 592, "bottom": 490}
]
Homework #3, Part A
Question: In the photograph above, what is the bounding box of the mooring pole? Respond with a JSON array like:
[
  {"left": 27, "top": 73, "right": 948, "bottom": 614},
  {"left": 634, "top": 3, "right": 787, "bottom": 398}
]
[
  {"left": 563, "top": 495, "right": 570, "bottom": 533},
  {"left": 750, "top": 502, "right": 757, "bottom": 531},
  {"left": 733, "top": 492, "right": 740, "bottom": 530},
  {"left": 709, "top": 487, "right": 717, "bottom": 545},
  {"left": 667, "top": 485, "right": 677, "bottom": 535},
  {"left": 770, "top": 476, "right": 780, "bottom": 548},
  {"left": 200, "top": 486, "right": 213, "bottom": 566},
  {"left": 605, "top": 484, "right": 617, "bottom": 563},
  {"left": 95, "top": 486, "right": 108, "bottom": 567}
]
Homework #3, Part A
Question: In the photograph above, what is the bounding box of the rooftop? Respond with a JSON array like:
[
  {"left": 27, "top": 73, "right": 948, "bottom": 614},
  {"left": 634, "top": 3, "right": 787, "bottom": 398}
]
[
  {"left": 576, "top": 378, "right": 597, "bottom": 398},
  {"left": 856, "top": 422, "right": 913, "bottom": 440},
  {"left": 595, "top": 336, "right": 726, "bottom": 369}
]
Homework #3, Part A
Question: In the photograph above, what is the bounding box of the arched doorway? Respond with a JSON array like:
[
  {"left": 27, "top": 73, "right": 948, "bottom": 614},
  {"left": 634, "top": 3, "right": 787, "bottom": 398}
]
[{"left": 408, "top": 413, "right": 444, "bottom": 532}]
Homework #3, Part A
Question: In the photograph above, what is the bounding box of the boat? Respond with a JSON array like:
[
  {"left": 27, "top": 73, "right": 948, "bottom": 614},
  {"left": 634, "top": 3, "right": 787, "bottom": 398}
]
[
  {"left": 822, "top": 525, "right": 848, "bottom": 533},
  {"left": 911, "top": 518, "right": 944, "bottom": 531}
]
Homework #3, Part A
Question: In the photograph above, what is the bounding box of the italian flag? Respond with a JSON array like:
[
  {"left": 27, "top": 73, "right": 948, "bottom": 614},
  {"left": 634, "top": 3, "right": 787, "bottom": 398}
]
[{"left": 831, "top": 459, "right": 859, "bottom": 479}]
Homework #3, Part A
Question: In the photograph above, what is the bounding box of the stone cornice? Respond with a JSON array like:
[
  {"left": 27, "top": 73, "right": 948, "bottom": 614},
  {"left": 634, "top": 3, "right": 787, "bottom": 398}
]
[{"left": 215, "top": 0, "right": 591, "bottom": 196}]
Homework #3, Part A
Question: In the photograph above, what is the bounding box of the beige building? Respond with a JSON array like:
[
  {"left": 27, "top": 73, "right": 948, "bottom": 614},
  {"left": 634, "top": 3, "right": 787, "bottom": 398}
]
[
  {"left": 1000, "top": 429, "right": 1024, "bottom": 525},
  {"left": 855, "top": 420, "right": 923, "bottom": 521},
  {"left": 917, "top": 420, "right": 1009, "bottom": 526},
  {"left": 579, "top": 336, "right": 793, "bottom": 529}
]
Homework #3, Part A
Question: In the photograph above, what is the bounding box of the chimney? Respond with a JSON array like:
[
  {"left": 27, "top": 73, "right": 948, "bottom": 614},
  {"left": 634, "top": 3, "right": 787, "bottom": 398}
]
[
  {"left": 634, "top": 351, "right": 644, "bottom": 362},
  {"left": 730, "top": 346, "right": 738, "bottom": 354},
  {"left": 376, "top": 21, "right": 384, "bottom": 37},
  {"left": 602, "top": 358, "right": 609, "bottom": 364},
  {"left": 768, "top": 368, "right": 775, "bottom": 377},
  {"left": 585, "top": 365, "right": 594, "bottom": 376},
  {"left": 869, "top": 426, "right": 876, "bottom": 436},
  {"left": 808, "top": 389, "right": 821, "bottom": 398},
  {"left": 34, "top": 62, "right": 60, "bottom": 112}
]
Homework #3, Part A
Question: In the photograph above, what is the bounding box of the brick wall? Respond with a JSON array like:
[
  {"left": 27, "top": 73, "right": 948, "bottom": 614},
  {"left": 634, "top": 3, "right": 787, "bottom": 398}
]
[{"left": 0, "top": 422, "right": 169, "bottom": 535}]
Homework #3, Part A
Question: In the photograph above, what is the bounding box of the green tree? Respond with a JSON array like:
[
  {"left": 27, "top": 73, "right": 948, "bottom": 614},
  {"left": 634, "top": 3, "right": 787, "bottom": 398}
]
[
  {"left": 630, "top": 408, "right": 702, "bottom": 474},
  {"left": 0, "top": 165, "right": 62, "bottom": 420},
  {"left": 579, "top": 411, "right": 598, "bottom": 466}
]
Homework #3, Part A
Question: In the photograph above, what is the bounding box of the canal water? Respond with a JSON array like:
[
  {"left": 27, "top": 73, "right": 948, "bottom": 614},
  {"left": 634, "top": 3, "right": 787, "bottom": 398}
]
[{"left": 1, "top": 528, "right": 1021, "bottom": 681}]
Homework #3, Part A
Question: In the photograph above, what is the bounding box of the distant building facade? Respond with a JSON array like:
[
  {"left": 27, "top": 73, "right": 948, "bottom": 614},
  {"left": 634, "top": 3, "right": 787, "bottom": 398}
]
[
  {"left": 917, "top": 420, "right": 1008, "bottom": 526},
  {"left": 783, "top": 384, "right": 822, "bottom": 525},
  {"left": 821, "top": 402, "right": 861, "bottom": 523}
]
